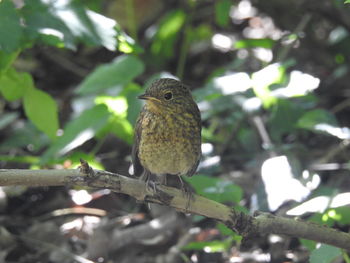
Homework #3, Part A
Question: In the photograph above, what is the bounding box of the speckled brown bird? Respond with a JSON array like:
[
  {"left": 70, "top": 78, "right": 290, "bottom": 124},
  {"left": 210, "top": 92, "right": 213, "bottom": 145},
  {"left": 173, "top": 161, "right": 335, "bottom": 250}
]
[{"left": 132, "top": 78, "right": 201, "bottom": 195}]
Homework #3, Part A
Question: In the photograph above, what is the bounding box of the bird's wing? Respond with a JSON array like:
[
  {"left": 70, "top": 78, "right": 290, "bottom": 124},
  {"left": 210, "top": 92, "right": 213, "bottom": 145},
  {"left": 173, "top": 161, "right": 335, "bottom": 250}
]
[
  {"left": 186, "top": 102, "right": 202, "bottom": 177},
  {"left": 131, "top": 111, "right": 144, "bottom": 178}
]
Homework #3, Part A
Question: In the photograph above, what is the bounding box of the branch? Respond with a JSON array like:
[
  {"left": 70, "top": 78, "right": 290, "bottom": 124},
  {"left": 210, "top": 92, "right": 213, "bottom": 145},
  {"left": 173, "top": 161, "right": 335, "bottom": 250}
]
[{"left": 0, "top": 164, "right": 349, "bottom": 251}]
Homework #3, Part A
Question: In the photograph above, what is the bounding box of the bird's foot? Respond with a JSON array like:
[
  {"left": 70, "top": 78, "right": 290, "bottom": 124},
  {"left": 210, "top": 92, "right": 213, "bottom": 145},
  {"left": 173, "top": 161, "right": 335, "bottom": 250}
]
[{"left": 178, "top": 176, "right": 195, "bottom": 210}]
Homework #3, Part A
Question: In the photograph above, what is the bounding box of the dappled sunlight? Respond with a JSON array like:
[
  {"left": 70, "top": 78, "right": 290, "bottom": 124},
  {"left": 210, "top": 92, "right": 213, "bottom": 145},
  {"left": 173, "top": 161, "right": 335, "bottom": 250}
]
[
  {"left": 95, "top": 96, "right": 128, "bottom": 117},
  {"left": 70, "top": 189, "right": 92, "bottom": 205},
  {"left": 273, "top": 71, "right": 320, "bottom": 97},
  {"left": 213, "top": 73, "right": 251, "bottom": 94},
  {"left": 261, "top": 156, "right": 310, "bottom": 211},
  {"left": 201, "top": 143, "right": 214, "bottom": 155},
  {"left": 314, "top": 124, "right": 350, "bottom": 139},
  {"left": 38, "top": 28, "right": 64, "bottom": 41},
  {"left": 211, "top": 33, "right": 234, "bottom": 52},
  {"left": 252, "top": 63, "right": 282, "bottom": 90},
  {"left": 60, "top": 128, "right": 95, "bottom": 155},
  {"left": 287, "top": 192, "right": 350, "bottom": 216},
  {"left": 150, "top": 218, "right": 161, "bottom": 229}
]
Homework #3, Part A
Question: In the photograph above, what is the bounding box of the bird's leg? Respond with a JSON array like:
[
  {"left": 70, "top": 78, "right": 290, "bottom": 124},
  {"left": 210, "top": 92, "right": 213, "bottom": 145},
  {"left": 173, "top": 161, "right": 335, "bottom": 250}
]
[
  {"left": 177, "top": 175, "right": 194, "bottom": 210},
  {"left": 140, "top": 170, "right": 158, "bottom": 193}
]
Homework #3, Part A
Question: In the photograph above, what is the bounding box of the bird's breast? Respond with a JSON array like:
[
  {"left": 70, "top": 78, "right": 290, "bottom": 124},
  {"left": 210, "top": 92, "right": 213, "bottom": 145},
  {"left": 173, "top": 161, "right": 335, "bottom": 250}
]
[{"left": 138, "top": 110, "right": 201, "bottom": 176}]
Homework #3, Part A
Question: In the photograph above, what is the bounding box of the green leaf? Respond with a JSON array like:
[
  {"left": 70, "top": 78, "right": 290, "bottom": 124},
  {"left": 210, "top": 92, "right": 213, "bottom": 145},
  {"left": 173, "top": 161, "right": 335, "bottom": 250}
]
[
  {"left": 297, "top": 109, "right": 338, "bottom": 130},
  {"left": 215, "top": 0, "right": 231, "bottom": 27},
  {"left": 235, "top": 38, "right": 276, "bottom": 49},
  {"left": 186, "top": 175, "right": 243, "bottom": 203},
  {"left": 95, "top": 96, "right": 134, "bottom": 144},
  {"left": 0, "top": 67, "right": 32, "bottom": 101},
  {"left": 151, "top": 9, "right": 186, "bottom": 58},
  {"left": 65, "top": 151, "right": 105, "bottom": 170},
  {"left": 20, "top": 0, "right": 117, "bottom": 50},
  {"left": 0, "top": 51, "right": 20, "bottom": 74},
  {"left": 269, "top": 99, "right": 303, "bottom": 141},
  {"left": 23, "top": 86, "right": 59, "bottom": 140},
  {"left": 252, "top": 64, "right": 285, "bottom": 108},
  {"left": 299, "top": 238, "right": 317, "bottom": 251},
  {"left": 0, "top": 1, "right": 23, "bottom": 52},
  {"left": 183, "top": 238, "right": 232, "bottom": 252},
  {"left": 310, "top": 244, "right": 341, "bottom": 263},
  {"left": 41, "top": 104, "right": 110, "bottom": 162},
  {"left": 77, "top": 55, "right": 144, "bottom": 95},
  {"left": 20, "top": 0, "right": 75, "bottom": 49},
  {"left": 345, "top": 0, "right": 350, "bottom": 4}
]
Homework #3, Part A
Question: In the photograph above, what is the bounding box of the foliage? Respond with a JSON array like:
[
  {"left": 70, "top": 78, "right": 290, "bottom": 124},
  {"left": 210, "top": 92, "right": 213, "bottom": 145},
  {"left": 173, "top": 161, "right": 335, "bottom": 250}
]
[{"left": 1, "top": 0, "right": 350, "bottom": 262}]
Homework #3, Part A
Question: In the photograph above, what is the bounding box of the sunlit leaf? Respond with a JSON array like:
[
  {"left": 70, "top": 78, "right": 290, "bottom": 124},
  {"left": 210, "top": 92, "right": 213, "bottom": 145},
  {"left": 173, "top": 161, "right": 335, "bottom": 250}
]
[
  {"left": 23, "top": 86, "right": 59, "bottom": 140},
  {"left": 252, "top": 63, "right": 285, "bottom": 108},
  {"left": 0, "top": 155, "right": 39, "bottom": 164},
  {"left": 151, "top": 9, "right": 186, "bottom": 58},
  {"left": 183, "top": 238, "right": 232, "bottom": 252},
  {"left": 77, "top": 55, "right": 144, "bottom": 95},
  {"left": 235, "top": 38, "right": 276, "bottom": 49},
  {"left": 0, "top": 51, "right": 20, "bottom": 74},
  {"left": 41, "top": 104, "right": 110, "bottom": 163},
  {"left": 95, "top": 95, "right": 134, "bottom": 144},
  {"left": 310, "top": 244, "right": 341, "bottom": 263},
  {"left": 66, "top": 151, "right": 105, "bottom": 170},
  {"left": 0, "top": 67, "right": 31, "bottom": 101},
  {"left": 116, "top": 29, "right": 144, "bottom": 54},
  {"left": 20, "top": 0, "right": 117, "bottom": 50},
  {"left": 0, "top": 1, "right": 23, "bottom": 52}
]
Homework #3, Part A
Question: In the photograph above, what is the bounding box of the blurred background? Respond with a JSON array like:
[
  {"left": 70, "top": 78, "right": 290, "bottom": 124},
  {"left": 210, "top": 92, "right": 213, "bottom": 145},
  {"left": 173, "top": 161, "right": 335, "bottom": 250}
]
[{"left": 1, "top": 0, "right": 350, "bottom": 262}]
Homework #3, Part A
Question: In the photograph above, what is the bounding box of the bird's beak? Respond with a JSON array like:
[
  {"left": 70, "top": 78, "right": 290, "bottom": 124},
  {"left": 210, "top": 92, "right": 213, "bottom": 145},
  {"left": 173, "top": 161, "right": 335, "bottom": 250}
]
[{"left": 137, "top": 94, "right": 161, "bottom": 103}]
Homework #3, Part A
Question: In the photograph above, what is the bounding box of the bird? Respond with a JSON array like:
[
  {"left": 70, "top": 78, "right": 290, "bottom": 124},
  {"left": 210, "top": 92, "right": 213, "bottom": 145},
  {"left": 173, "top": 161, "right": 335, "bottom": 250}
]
[{"left": 132, "top": 78, "right": 201, "bottom": 200}]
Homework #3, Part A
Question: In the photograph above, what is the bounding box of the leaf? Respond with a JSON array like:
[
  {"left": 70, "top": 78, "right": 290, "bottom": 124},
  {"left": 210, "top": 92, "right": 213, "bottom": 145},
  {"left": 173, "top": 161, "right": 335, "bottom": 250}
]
[
  {"left": 185, "top": 175, "right": 243, "bottom": 203},
  {"left": 252, "top": 63, "right": 285, "bottom": 108},
  {"left": 297, "top": 109, "right": 338, "bottom": 130},
  {"left": 23, "top": 86, "right": 59, "bottom": 140},
  {"left": 215, "top": 0, "right": 231, "bottom": 27},
  {"left": 235, "top": 38, "right": 276, "bottom": 49},
  {"left": 95, "top": 95, "right": 134, "bottom": 144},
  {"left": 151, "top": 9, "right": 186, "bottom": 58},
  {"left": 310, "top": 244, "right": 341, "bottom": 263},
  {"left": 183, "top": 238, "right": 232, "bottom": 252},
  {"left": 0, "top": 67, "right": 32, "bottom": 101},
  {"left": 77, "top": 55, "right": 144, "bottom": 95},
  {"left": 0, "top": 1, "right": 23, "bottom": 52},
  {"left": 0, "top": 51, "right": 20, "bottom": 75},
  {"left": 268, "top": 99, "right": 303, "bottom": 141},
  {"left": 0, "top": 122, "right": 49, "bottom": 152},
  {"left": 20, "top": 0, "right": 117, "bottom": 50},
  {"left": 41, "top": 104, "right": 110, "bottom": 163}
]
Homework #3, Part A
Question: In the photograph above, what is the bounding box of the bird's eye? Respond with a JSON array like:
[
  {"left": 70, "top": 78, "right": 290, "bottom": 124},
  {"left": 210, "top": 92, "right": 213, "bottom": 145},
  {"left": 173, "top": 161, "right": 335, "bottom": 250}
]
[{"left": 164, "top": 92, "right": 173, "bottom": 100}]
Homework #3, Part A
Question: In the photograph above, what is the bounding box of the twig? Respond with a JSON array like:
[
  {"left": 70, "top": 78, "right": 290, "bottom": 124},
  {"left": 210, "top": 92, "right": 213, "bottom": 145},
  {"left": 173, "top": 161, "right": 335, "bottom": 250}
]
[
  {"left": 275, "top": 13, "right": 312, "bottom": 62},
  {"left": 0, "top": 164, "right": 350, "bottom": 250}
]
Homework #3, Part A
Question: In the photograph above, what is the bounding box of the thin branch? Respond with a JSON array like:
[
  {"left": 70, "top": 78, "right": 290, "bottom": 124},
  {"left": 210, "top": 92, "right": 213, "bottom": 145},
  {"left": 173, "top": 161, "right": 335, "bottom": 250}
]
[{"left": 0, "top": 165, "right": 349, "bottom": 251}]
